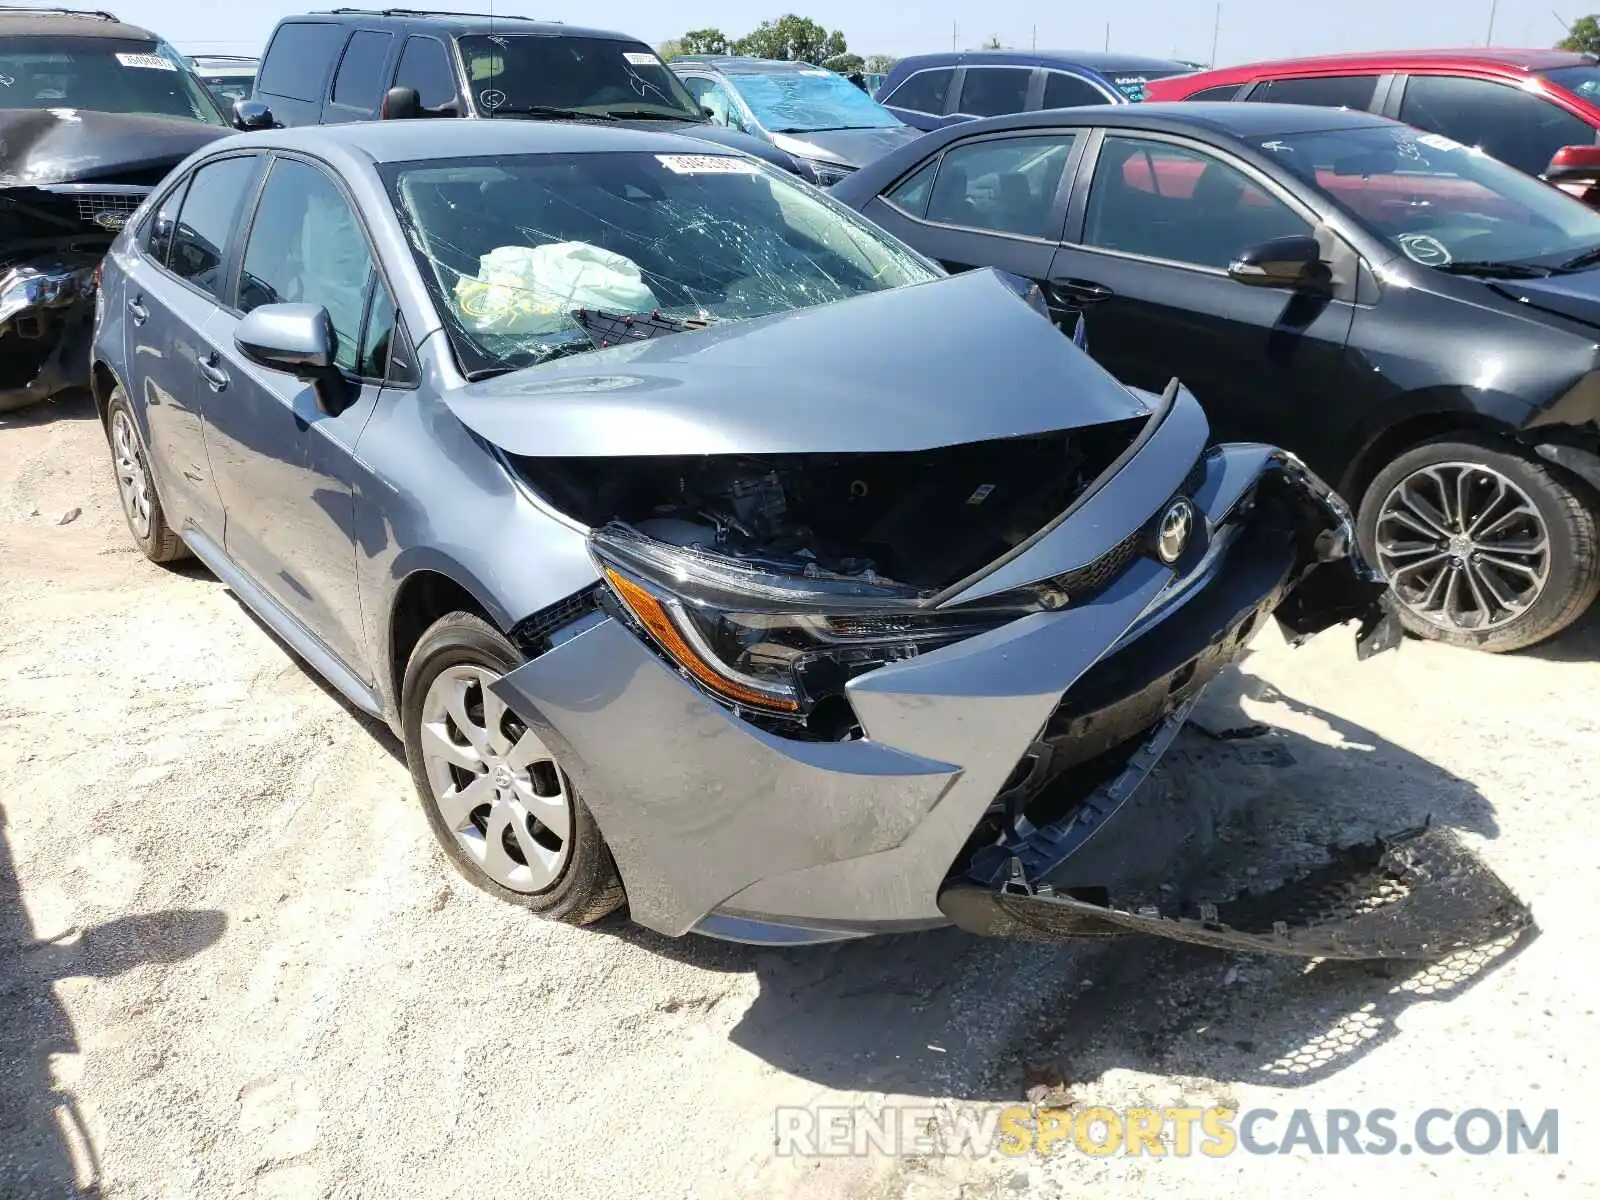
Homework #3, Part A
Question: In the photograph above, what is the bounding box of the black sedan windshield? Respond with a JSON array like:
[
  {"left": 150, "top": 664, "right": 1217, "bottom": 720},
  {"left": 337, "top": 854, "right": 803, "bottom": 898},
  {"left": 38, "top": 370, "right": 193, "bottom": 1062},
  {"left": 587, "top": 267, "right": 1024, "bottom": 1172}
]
[
  {"left": 456, "top": 36, "right": 702, "bottom": 120},
  {"left": 0, "top": 36, "right": 226, "bottom": 124},
  {"left": 383, "top": 151, "right": 936, "bottom": 376},
  {"left": 1257, "top": 124, "right": 1600, "bottom": 270}
]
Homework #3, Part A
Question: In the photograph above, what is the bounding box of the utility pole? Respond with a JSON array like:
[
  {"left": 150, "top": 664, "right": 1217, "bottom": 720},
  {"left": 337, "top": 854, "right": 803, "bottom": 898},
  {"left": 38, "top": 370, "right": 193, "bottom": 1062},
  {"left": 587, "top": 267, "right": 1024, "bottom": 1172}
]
[
  {"left": 952, "top": 20, "right": 958, "bottom": 51},
  {"left": 1031, "top": 24, "right": 1037, "bottom": 50},
  {"left": 1104, "top": 22, "right": 1110, "bottom": 50},
  {"left": 1210, "top": 2, "right": 1222, "bottom": 65},
  {"left": 1486, "top": 0, "right": 1499, "bottom": 44}
]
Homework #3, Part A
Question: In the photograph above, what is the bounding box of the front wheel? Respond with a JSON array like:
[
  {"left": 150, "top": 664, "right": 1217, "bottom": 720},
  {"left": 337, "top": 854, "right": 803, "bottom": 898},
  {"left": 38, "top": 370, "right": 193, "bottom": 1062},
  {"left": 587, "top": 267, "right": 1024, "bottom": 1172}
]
[
  {"left": 105, "top": 387, "right": 189, "bottom": 563},
  {"left": 1357, "top": 436, "right": 1600, "bottom": 652},
  {"left": 399, "top": 612, "right": 624, "bottom": 923}
]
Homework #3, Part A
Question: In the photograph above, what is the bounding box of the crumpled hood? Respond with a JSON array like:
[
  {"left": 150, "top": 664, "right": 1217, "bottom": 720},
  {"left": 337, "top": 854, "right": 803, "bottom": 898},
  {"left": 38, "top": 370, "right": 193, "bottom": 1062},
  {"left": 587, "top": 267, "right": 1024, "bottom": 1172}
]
[
  {"left": 445, "top": 269, "right": 1150, "bottom": 458},
  {"left": 1488, "top": 268, "right": 1600, "bottom": 330},
  {"left": 771, "top": 125, "right": 923, "bottom": 169},
  {"left": 0, "top": 108, "right": 226, "bottom": 187}
]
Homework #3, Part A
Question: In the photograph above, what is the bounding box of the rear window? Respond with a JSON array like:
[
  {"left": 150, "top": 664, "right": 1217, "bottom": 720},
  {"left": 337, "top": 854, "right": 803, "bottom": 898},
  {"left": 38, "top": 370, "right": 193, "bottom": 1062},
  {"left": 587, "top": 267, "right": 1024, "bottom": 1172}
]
[
  {"left": 0, "top": 35, "right": 225, "bottom": 123},
  {"left": 257, "top": 22, "right": 346, "bottom": 101},
  {"left": 1105, "top": 70, "right": 1187, "bottom": 101}
]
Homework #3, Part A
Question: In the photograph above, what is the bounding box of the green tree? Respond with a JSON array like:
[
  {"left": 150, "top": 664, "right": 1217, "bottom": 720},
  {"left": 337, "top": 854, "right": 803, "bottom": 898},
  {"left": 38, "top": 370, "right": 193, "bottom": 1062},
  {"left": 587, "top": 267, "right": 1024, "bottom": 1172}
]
[
  {"left": 824, "top": 52, "right": 865, "bottom": 74},
  {"left": 734, "top": 14, "right": 847, "bottom": 64},
  {"left": 656, "top": 38, "right": 684, "bottom": 60},
  {"left": 680, "top": 28, "right": 732, "bottom": 55},
  {"left": 863, "top": 53, "right": 898, "bottom": 74},
  {"left": 1558, "top": 14, "right": 1600, "bottom": 54}
]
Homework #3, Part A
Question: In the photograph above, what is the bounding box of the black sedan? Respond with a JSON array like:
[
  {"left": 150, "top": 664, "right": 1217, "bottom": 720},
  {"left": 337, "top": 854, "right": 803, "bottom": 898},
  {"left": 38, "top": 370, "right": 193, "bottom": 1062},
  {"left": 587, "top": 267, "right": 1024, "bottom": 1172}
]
[{"left": 832, "top": 102, "right": 1600, "bottom": 652}]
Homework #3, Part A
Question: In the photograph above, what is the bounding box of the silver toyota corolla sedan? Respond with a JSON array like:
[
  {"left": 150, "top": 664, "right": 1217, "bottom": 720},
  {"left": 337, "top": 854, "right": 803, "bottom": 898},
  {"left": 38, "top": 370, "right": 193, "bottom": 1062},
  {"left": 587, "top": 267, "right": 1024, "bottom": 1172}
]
[{"left": 86, "top": 119, "right": 1455, "bottom": 953}]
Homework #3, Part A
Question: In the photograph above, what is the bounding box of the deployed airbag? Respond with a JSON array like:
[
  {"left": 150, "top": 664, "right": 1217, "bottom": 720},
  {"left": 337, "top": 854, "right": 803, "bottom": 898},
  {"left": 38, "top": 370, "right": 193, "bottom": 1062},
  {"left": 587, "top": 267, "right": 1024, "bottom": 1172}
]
[{"left": 453, "top": 242, "right": 658, "bottom": 335}]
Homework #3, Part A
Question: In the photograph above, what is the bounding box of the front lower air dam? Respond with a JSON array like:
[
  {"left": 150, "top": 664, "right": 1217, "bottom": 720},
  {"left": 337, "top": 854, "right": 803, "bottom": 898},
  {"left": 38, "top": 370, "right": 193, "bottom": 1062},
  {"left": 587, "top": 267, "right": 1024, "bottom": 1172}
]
[{"left": 938, "top": 823, "right": 1533, "bottom": 961}]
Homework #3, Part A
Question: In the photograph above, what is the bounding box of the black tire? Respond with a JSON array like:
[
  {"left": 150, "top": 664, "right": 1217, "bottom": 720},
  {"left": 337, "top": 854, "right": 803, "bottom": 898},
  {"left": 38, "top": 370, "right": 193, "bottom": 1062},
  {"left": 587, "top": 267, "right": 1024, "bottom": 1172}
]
[
  {"left": 105, "top": 387, "right": 189, "bottom": 564},
  {"left": 400, "top": 612, "right": 624, "bottom": 924},
  {"left": 1357, "top": 435, "right": 1600, "bottom": 653}
]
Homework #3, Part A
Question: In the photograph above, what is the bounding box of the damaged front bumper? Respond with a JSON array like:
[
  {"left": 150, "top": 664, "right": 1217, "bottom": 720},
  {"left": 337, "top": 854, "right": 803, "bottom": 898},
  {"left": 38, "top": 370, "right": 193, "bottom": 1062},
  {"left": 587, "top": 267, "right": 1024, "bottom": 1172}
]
[
  {"left": 487, "top": 389, "right": 1506, "bottom": 954},
  {"left": 0, "top": 255, "right": 99, "bottom": 412}
]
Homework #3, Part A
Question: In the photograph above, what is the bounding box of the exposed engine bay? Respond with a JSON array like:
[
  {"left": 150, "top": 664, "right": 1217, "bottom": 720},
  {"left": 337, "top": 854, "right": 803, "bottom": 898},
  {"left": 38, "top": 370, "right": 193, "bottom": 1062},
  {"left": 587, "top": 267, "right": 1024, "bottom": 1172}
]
[{"left": 515, "top": 422, "right": 1144, "bottom": 593}]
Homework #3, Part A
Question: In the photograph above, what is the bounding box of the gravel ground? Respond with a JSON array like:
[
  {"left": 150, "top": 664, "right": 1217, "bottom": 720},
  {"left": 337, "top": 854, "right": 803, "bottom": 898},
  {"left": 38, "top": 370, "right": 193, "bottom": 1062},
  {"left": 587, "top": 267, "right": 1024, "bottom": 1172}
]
[{"left": 2, "top": 394, "right": 1597, "bottom": 1200}]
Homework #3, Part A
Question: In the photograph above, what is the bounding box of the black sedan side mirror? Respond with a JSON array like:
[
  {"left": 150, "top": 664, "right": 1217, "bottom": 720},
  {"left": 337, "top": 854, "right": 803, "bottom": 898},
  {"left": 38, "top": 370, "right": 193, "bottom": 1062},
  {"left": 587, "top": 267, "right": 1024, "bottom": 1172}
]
[
  {"left": 232, "top": 98, "right": 276, "bottom": 131},
  {"left": 234, "top": 303, "right": 352, "bottom": 416},
  {"left": 381, "top": 86, "right": 424, "bottom": 120},
  {"left": 1228, "top": 235, "right": 1326, "bottom": 289}
]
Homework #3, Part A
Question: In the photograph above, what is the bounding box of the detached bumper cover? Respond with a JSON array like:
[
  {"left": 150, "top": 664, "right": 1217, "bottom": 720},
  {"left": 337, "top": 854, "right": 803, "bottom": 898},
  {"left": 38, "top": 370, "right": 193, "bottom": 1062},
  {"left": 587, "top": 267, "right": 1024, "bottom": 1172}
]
[{"left": 491, "top": 392, "right": 1412, "bottom": 941}]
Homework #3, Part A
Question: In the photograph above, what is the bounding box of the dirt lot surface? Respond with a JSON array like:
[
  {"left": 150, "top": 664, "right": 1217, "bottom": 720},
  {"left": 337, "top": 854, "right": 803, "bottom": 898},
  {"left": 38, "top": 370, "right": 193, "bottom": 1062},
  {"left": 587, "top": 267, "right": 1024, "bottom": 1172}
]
[{"left": 2, "top": 395, "right": 1597, "bottom": 1200}]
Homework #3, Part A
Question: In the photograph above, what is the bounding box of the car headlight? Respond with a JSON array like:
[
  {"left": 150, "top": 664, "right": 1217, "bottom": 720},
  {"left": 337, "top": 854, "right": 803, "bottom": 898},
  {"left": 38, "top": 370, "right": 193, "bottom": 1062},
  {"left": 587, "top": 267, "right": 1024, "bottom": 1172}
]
[
  {"left": 591, "top": 523, "right": 1015, "bottom": 719},
  {"left": 801, "top": 158, "right": 855, "bottom": 187}
]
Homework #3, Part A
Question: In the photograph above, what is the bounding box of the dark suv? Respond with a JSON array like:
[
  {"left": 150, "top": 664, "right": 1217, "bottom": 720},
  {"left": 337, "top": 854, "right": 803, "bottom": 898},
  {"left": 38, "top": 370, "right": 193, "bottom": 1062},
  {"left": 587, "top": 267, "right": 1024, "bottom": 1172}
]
[{"left": 242, "top": 8, "right": 804, "bottom": 178}]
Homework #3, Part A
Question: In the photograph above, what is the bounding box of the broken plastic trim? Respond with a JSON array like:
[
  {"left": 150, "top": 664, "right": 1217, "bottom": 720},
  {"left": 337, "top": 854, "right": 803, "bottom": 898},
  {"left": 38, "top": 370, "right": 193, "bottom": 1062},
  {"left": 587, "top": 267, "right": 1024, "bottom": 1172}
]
[{"left": 939, "top": 822, "right": 1533, "bottom": 961}]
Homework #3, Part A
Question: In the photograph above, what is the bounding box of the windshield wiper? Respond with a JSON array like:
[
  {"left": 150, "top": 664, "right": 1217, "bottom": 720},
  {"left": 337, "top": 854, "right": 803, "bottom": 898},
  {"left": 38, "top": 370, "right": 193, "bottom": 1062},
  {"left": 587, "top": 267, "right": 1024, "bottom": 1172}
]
[
  {"left": 1432, "top": 261, "right": 1554, "bottom": 279},
  {"left": 603, "top": 108, "right": 701, "bottom": 121},
  {"left": 1557, "top": 245, "right": 1600, "bottom": 272},
  {"left": 488, "top": 105, "right": 616, "bottom": 121}
]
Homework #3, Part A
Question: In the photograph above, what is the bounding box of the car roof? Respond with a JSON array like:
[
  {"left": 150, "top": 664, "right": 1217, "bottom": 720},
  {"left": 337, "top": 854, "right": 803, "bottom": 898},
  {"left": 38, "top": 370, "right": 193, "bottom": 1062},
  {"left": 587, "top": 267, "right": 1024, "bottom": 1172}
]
[
  {"left": 889, "top": 49, "right": 1191, "bottom": 74},
  {"left": 895, "top": 101, "right": 1393, "bottom": 142},
  {"left": 292, "top": 8, "right": 633, "bottom": 40},
  {"left": 0, "top": 8, "right": 159, "bottom": 40},
  {"left": 215, "top": 117, "right": 737, "bottom": 164},
  {"left": 1171, "top": 46, "right": 1596, "bottom": 84}
]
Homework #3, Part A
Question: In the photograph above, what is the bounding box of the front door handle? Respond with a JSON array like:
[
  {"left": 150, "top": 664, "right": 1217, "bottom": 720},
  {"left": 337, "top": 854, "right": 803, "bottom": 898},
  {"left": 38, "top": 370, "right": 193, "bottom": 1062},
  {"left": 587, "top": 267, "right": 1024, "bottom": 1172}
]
[
  {"left": 1047, "top": 278, "right": 1115, "bottom": 305},
  {"left": 197, "top": 352, "right": 229, "bottom": 393},
  {"left": 127, "top": 295, "right": 148, "bottom": 325}
]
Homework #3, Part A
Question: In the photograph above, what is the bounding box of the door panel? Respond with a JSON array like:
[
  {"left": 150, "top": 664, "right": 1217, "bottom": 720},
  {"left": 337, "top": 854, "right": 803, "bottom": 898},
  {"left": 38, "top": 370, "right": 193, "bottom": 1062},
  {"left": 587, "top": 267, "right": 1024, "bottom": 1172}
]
[
  {"left": 1061, "top": 134, "right": 1357, "bottom": 462},
  {"left": 198, "top": 155, "right": 388, "bottom": 679}
]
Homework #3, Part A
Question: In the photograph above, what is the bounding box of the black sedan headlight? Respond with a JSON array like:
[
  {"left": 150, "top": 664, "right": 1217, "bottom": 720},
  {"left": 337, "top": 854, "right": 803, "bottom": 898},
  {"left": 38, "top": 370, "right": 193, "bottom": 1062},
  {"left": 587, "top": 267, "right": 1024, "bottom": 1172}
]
[
  {"left": 801, "top": 158, "right": 855, "bottom": 187},
  {"left": 591, "top": 523, "right": 1015, "bottom": 718}
]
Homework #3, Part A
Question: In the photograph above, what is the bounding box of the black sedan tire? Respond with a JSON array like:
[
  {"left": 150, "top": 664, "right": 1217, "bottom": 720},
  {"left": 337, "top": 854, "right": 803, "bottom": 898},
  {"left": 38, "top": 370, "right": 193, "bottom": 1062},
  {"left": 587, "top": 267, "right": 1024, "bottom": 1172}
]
[
  {"left": 1357, "top": 435, "right": 1600, "bottom": 652},
  {"left": 400, "top": 612, "right": 625, "bottom": 924}
]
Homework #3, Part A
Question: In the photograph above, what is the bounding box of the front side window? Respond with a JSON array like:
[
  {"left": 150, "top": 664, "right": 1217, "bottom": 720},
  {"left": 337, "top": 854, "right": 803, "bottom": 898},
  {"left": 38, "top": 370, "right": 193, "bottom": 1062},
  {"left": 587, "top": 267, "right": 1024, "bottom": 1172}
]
[
  {"left": 885, "top": 160, "right": 937, "bottom": 215},
  {"left": 1184, "top": 82, "right": 1245, "bottom": 101},
  {"left": 382, "top": 151, "right": 936, "bottom": 376},
  {"left": 1258, "top": 124, "right": 1600, "bottom": 270},
  {"left": 1043, "top": 71, "right": 1110, "bottom": 108},
  {"left": 455, "top": 35, "right": 700, "bottom": 119},
  {"left": 1247, "top": 74, "right": 1380, "bottom": 110},
  {"left": 956, "top": 67, "right": 1031, "bottom": 117},
  {"left": 0, "top": 35, "right": 226, "bottom": 123},
  {"left": 883, "top": 67, "right": 953, "bottom": 115},
  {"left": 1083, "top": 137, "right": 1311, "bottom": 268},
  {"left": 331, "top": 30, "right": 394, "bottom": 110},
  {"left": 393, "top": 36, "right": 456, "bottom": 110},
  {"left": 726, "top": 68, "right": 901, "bottom": 132},
  {"left": 1398, "top": 74, "right": 1596, "bottom": 177},
  {"left": 923, "top": 135, "right": 1077, "bottom": 238},
  {"left": 238, "top": 158, "right": 377, "bottom": 374},
  {"left": 257, "top": 22, "right": 346, "bottom": 103},
  {"left": 167, "top": 155, "right": 259, "bottom": 297},
  {"left": 683, "top": 76, "right": 746, "bottom": 131}
]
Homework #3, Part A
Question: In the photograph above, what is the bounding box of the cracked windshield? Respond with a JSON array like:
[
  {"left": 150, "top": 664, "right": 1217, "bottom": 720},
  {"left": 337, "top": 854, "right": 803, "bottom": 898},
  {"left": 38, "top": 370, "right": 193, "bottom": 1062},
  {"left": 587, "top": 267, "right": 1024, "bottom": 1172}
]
[
  {"left": 457, "top": 35, "right": 701, "bottom": 119},
  {"left": 382, "top": 150, "right": 935, "bottom": 377},
  {"left": 730, "top": 68, "right": 902, "bottom": 131}
]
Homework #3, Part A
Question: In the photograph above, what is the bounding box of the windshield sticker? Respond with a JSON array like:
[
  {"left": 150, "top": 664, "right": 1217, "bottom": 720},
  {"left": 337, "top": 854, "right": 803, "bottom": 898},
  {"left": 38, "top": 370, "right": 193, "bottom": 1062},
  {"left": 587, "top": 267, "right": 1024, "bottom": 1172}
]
[
  {"left": 114, "top": 52, "right": 176, "bottom": 71},
  {"left": 799, "top": 69, "right": 832, "bottom": 76},
  {"left": 487, "top": 35, "right": 510, "bottom": 48},
  {"left": 480, "top": 88, "right": 507, "bottom": 111},
  {"left": 1397, "top": 233, "right": 1451, "bottom": 267},
  {"left": 656, "top": 154, "right": 760, "bottom": 175},
  {"left": 623, "top": 52, "right": 659, "bottom": 66},
  {"left": 1417, "top": 132, "right": 1464, "bottom": 153}
]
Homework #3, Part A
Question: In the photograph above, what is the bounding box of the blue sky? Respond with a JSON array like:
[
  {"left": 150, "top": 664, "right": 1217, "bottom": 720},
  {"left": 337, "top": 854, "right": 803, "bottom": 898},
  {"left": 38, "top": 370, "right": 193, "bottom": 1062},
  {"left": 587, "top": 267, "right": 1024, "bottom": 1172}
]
[{"left": 124, "top": 0, "right": 1580, "bottom": 65}]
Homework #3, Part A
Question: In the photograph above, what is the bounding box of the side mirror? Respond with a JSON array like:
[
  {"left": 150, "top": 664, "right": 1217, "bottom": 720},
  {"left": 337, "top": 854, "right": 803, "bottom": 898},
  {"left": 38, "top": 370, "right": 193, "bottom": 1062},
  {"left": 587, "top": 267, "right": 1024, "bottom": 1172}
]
[
  {"left": 1543, "top": 144, "right": 1600, "bottom": 205},
  {"left": 234, "top": 303, "right": 352, "bottom": 415},
  {"left": 381, "top": 85, "right": 423, "bottom": 121},
  {"left": 1227, "top": 234, "right": 1326, "bottom": 289},
  {"left": 700, "top": 104, "right": 716, "bottom": 120},
  {"left": 232, "top": 98, "right": 276, "bottom": 131}
]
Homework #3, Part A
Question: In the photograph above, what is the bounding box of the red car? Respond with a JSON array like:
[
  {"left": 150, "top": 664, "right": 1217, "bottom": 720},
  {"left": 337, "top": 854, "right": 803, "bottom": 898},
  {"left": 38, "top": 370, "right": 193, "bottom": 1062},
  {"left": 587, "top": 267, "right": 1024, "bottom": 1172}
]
[{"left": 1145, "top": 49, "right": 1600, "bottom": 198}]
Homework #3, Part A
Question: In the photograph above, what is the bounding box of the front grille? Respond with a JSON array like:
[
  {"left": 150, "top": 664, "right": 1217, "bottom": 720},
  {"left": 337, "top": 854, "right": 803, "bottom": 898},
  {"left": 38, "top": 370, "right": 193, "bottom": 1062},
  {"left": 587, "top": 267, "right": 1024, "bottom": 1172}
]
[
  {"left": 71, "top": 190, "right": 150, "bottom": 231},
  {"left": 1050, "top": 531, "right": 1140, "bottom": 600},
  {"left": 510, "top": 586, "right": 602, "bottom": 655}
]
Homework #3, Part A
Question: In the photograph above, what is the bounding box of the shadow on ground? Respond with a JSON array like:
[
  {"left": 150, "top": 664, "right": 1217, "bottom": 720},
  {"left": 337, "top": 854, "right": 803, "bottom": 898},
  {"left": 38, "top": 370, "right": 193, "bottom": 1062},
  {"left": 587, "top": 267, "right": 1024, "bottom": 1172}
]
[
  {"left": 0, "top": 390, "right": 98, "bottom": 431},
  {"left": 600, "top": 651, "right": 1530, "bottom": 1104},
  {"left": 0, "top": 806, "right": 226, "bottom": 1197}
]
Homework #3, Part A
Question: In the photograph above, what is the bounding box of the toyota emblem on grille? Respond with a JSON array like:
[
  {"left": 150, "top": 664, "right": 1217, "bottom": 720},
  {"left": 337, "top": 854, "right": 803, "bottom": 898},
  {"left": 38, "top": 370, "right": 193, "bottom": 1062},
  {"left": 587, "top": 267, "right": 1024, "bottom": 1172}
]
[
  {"left": 1157, "top": 498, "right": 1194, "bottom": 565},
  {"left": 92, "top": 211, "right": 129, "bottom": 230}
]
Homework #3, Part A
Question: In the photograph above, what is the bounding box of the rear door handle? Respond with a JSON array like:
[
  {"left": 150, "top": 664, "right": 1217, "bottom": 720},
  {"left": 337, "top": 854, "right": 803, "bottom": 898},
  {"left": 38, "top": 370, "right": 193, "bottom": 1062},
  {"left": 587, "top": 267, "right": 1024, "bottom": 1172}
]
[
  {"left": 197, "top": 352, "right": 229, "bottom": 393},
  {"left": 127, "top": 295, "right": 148, "bottom": 325},
  {"left": 1047, "top": 278, "right": 1115, "bottom": 305}
]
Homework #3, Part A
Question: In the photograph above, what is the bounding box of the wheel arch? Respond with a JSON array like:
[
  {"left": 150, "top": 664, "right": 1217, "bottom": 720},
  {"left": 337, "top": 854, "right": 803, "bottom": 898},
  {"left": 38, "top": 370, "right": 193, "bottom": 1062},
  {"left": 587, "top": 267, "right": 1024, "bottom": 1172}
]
[
  {"left": 1337, "top": 389, "right": 1529, "bottom": 508},
  {"left": 384, "top": 559, "right": 511, "bottom": 722},
  {"left": 89, "top": 359, "right": 124, "bottom": 429}
]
